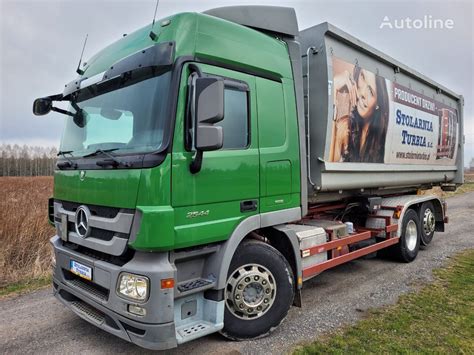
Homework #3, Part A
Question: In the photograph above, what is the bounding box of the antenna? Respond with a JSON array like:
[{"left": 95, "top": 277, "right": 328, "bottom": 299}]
[
  {"left": 76, "top": 34, "right": 88, "bottom": 75},
  {"left": 149, "top": 0, "right": 160, "bottom": 40}
]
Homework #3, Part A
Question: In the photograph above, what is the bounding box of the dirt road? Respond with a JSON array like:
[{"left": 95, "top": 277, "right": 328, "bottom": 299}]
[{"left": 1, "top": 192, "right": 473, "bottom": 354}]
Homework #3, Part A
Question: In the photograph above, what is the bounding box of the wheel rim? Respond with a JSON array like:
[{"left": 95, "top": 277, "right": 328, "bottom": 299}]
[
  {"left": 405, "top": 220, "right": 418, "bottom": 251},
  {"left": 422, "top": 208, "right": 435, "bottom": 235},
  {"left": 225, "top": 264, "right": 276, "bottom": 320}
]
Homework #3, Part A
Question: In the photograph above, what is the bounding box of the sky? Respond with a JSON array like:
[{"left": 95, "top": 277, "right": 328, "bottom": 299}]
[{"left": 1, "top": 0, "right": 473, "bottom": 165}]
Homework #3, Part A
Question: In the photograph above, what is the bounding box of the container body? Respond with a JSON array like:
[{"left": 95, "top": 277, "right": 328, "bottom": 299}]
[{"left": 299, "top": 23, "right": 464, "bottom": 201}]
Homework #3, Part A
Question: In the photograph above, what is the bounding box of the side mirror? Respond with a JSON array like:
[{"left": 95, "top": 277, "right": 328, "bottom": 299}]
[
  {"left": 33, "top": 98, "right": 52, "bottom": 116},
  {"left": 194, "top": 77, "right": 225, "bottom": 150},
  {"left": 189, "top": 77, "right": 225, "bottom": 174}
]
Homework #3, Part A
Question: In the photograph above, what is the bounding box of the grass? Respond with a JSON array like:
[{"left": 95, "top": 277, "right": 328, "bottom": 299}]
[
  {"left": 294, "top": 249, "right": 474, "bottom": 354},
  {"left": 0, "top": 275, "right": 51, "bottom": 299},
  {"left": 0, "top": 177, "right": 54, "bottom": 290},
  {"left": 423, "top": 173, "right": 474, "bottom": 198},
  {"left": 445, "top": 179, "right": 474, "bottom": 197}
]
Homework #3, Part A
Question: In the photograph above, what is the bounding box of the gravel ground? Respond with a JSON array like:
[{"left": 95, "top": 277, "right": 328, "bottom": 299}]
[{"left": 1, "top": 192, "right": 473, "bottom": 354}]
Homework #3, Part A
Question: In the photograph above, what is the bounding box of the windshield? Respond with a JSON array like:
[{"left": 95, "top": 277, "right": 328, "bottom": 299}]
[{"left": 59, "top": 71, "right": 171, "bottom": 157}]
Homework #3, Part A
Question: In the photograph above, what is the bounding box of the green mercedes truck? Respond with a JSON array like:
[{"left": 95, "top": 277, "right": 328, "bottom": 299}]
[{"left": 33, "top": 6, "right": 464, "bottom": 350}]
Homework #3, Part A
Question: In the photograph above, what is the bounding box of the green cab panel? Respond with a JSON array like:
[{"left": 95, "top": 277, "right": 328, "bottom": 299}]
[
  {"left": 256, "top": 77, "right": 301, "bottom": 213},
  {"left": 170, "top": 63, "right": 260, "bottom": 249},
  {"left": 194, "top": 14, "right": 292, "bottom": 80},
  {"left": 54, "top": 169, "right": 142, "bottom": 209},
  {"left": 266, "top": 160, "right": 292, "bottom": 196},
  {"left": 129, "top": 205, "right": 175, "bottom": 251},
  {"left": 129, "top": 156, "right": 175, "bottom": 251},
  {"left": 173, "top": 200, "right": 254, "bottom": 250}
]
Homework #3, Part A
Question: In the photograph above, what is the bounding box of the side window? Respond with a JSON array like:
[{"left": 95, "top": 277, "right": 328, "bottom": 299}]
[
  {"left": 186, "top": 74, "right": 250, "bottom": 151},
  {"left": 217, "top": 87, "right": 249, "bottom": 149}
]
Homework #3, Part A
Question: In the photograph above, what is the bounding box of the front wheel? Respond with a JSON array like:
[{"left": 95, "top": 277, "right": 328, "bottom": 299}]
[{"left": 221, "top": 240, "right": 294, "bottom": 340}]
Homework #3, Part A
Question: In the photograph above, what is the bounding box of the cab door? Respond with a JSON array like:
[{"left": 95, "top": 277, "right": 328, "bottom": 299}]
[{"left": 171, "top": 63, "right": 259, "bottom": 249}]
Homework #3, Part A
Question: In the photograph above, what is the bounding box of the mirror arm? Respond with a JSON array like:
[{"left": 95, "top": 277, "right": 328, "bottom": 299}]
[
  {"left": 49, "top": 93, "right": 64, "bottom": 101},
  {"left": 189, "top": 150, "right": 203, "bottom": 174},
  {"left": 51, "top": 106, "right": 74, "bottom": 117},
  {"left": 70, "top": 101, "right": 85, "bottom": 118},
  {"left": 71, "top": 101, "right": 81, "bottom": 111}
]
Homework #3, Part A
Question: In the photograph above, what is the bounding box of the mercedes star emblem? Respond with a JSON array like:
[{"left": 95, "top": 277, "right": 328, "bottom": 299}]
[{"left": 74, "top": 205, "right": 91, "bottom": 238}]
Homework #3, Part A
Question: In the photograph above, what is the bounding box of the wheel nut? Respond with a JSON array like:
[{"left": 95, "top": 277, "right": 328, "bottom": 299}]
[
  {"left": 235, "top": 295, "right": 240, "bottom": 300},
  {"left": 245, "top": 277, "right": 250, "bottom": 283},
  {"left": 238, "top": 284, "right": 243, "bottom": 290},
  {"left": 239, "top": 304, "right": 244, "bottom": 309},
  {"left": 264, "top": 299, "right": 269, "bottom": 303},
  {"left": 254, "top": 276, "right": 259, "bottom": 281},
  {"left": 262, "top": 280, "right": 267, "bottom": 285},
  {"left": 265, "top": 288, "right": 270, "bottom": 294},
  {"left": 257, "top": 306, "right": 262, "bottom": 311},
  {"left": 248, "top": 308, "right": 253, "bottom": 313}
]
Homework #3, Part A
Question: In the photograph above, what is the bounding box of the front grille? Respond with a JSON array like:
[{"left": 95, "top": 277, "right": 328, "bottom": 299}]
[
  {"left": 56, "top": 200, "right": 134, "bottom": 258},
  {"left": 67, "top": 222, "right": 121, "bottom": 242},
  {"left": 63, "top": 242, "right": 134, "bottom": 266},
  {"left": 59, "top": 200, "right": 132, "bottom": 219},
  {"left": 63, "top": 269, "right": 109, "bottom": 301}
]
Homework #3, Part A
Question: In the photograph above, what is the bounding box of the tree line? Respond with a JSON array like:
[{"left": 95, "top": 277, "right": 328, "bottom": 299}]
[{"left": 0, "top": 144, "right": 58, "bottom": 176}]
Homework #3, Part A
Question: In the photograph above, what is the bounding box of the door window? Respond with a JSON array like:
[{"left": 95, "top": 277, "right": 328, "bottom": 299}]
[
  {"left": 217, "top": 87, "right": 249, "bottom": 149},
  {"left": 187, "top": 77, "right": 250, "bottom": 150}
]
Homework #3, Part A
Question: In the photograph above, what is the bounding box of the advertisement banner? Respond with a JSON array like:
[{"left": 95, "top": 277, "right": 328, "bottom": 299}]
[{"left": 329, "top": 57, "right": 458, "bottom": 165}]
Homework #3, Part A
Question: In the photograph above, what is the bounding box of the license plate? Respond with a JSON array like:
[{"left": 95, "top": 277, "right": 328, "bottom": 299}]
[{"left": 70, "top": 260, "right": 92, "bottom": 281}]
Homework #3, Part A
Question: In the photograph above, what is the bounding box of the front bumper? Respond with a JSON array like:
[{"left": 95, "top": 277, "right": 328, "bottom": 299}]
[{"left": 51, "top": 236, "right": 178, "bottom": 350}]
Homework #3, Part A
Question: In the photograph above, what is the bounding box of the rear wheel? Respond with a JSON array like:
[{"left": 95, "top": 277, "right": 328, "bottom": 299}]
[
  {"left": 393, "top": 209, "right": 421, "bottom": 262},
  {"left": 221, "top": 240, "right": 294, "bottom": 340},
  {"left": 419, "top": 201, "right": 436, "bottom": 246}
]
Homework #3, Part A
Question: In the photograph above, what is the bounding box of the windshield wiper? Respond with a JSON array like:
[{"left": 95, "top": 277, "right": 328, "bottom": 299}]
[
  {"left": 82, "top": 148, "right": 119, "bottom": 158},
  {"left": 57, "top": 150, "right": 77, "bottom": 169},
  {"left": 83, "top": 148, "right": 130, "bottom": 168}
]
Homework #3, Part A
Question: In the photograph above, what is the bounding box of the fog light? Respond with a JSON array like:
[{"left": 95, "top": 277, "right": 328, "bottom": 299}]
[
  {"left": 117, "top": 273, "right": 149, "bottom": 302},
  {"left": 128, "top": 304, "right": 147, "bottom": 316}
]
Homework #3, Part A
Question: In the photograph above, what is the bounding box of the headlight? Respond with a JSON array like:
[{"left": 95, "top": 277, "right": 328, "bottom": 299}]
[{"left": 117, "top": 273, "right": 149, "bottom": 302}]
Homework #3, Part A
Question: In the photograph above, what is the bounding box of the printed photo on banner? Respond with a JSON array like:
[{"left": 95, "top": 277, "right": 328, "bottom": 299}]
[
  {"left": 329, "top": 57, "right": 389, "bottom": 163},
  {"left": 329, "top": 56, "right": 458, "bottom": 165}
]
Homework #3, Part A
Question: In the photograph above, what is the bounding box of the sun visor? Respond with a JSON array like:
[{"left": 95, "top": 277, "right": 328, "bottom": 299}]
[{"left": 62, "top": 41, "right": 175, "bottom": 97}]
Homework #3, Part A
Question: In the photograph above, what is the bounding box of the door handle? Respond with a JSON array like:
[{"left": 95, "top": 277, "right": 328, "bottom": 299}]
[{"left": 240, "top": 200, "right": 258, "bottom": 213}]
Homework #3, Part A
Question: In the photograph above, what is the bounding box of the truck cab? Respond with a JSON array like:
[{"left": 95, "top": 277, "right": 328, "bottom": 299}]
[{"left": 41, "top": 8, "right": 305, "bottom": 350}]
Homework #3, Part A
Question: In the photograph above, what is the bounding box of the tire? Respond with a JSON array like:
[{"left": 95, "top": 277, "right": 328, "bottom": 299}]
[
  {"left": 393, "top": 209, "right": 421, "bottom": 262},
  {"left": 419, "top": 201, "right": 436, "bottom": 246},
  {"left": 220, "top": 240, "right": 294, "bottom": 340}
]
